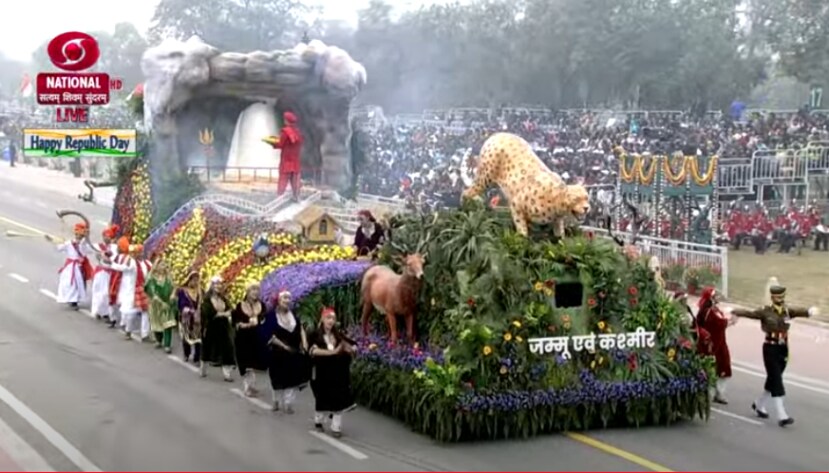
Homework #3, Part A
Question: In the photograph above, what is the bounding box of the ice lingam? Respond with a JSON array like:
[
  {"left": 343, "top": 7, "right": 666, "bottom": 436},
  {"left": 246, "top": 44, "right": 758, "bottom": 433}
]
[{"left": 141, "top": 36, "right": 366, "bottom": 189}]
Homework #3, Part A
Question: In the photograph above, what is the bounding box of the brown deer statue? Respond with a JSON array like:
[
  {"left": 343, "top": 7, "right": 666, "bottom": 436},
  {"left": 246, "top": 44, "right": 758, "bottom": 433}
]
[{"left": 360, "top": 220, "right": 433, "bottom": 345}]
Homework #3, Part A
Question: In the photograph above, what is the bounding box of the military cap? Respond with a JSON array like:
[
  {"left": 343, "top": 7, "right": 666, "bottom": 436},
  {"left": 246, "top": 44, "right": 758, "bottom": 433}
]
[{"left": 769, "top": 285, "right": 786, "bottom": 296}]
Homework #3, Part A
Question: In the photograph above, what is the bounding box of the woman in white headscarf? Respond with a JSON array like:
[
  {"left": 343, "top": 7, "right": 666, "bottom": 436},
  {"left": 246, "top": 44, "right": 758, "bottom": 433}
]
[{"left": 200, "top": 276, "right": 237, "bottom": 381}]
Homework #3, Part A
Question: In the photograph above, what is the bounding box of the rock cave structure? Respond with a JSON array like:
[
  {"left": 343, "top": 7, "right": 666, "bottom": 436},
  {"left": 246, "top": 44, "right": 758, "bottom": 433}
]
[{"left": 141, "top": 36, "right": 367, "bottom": 191}]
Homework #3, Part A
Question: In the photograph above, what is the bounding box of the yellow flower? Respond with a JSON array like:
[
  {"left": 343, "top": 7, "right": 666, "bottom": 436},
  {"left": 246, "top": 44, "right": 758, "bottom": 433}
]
[
  {"left": 368, "top": 343, "right": 377, "bottom": 350},
  {"left": 597, "top": 321, "right": 606, "bottom": 330},
  {"left": 482, "top": 345, "right": 493, "bottom": 356},
  {"left": 413, "top": 369, "right": 425, "bottom": 379},
  {"left": 667, "top": 348, "right": 676, "bottom": 360},
  {"left": 499, "top": 366, "right": 508, "bottom": 375},
  {"left": 563, "top": 322, "right": 571, "bottom": 330},
  {"left": 503, "top": 333, "right": 513, "bottom": 342},
  {"left": 533, "top": 281, "right": 543, "bottom": 292},
  {"left": 590, "top": 360, "right": 596, "bottom": 369},
  {"left": 516, "top": 335, "right": 523, "bottom": 343},
  {"left": 543, "top": 288, "right": 554, "bottom": 297},
  {"left": 512, "top": 320, "right": 522, "bottom": 328},
  {"left": 598, "top": 356, "right": 604, "bottom": 365}
]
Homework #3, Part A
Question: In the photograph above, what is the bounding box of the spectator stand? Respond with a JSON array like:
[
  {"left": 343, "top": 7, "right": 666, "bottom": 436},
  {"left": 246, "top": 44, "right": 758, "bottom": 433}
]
[{"left": 616, "top": 150, "right": 719, "bottom": 245}]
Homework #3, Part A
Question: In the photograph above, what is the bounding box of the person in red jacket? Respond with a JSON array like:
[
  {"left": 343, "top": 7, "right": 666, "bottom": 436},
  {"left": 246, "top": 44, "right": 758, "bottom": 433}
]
[
  {"left": 263, "top": 111, "right": 304, "bottom": 201},
  {"left": 696, "top": 287, "right": 737, "bottom": 404}
]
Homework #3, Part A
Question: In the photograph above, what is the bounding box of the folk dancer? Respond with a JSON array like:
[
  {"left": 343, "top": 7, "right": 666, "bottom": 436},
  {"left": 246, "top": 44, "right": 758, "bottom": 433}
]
[
  {"left": 732, "top": 285, "right": 818, "bottom": 427},
  {"left": 354, "top": 210, "right": 385, "bottom": 257},
  {"left": 200, "top": 276, "right": 236, "bottom": 381},
  {"left": 262, "top": 111, "right": 303, "bottom": 201},
  {"left": 310, "top": 307, "right": 357, "bottom": 438},
  {"left": 145, "top": 260, "right": 177, "bottom": 353},
  {"left": 108, "top": 244, "right": 152, "bottom": 341},
  {"left": 177, "top": 272, "right": 203, "bottom": 364},
  {"left": 90, "top": 224, "right": 119, "bottom": 320},
  {"left": 232, "top": 282, "right": 267, "bottom": 397},
  {"left": 263, "top": 289, "right": 310, "bottom": 413},
  {"left": 108, "top": 237, "right": 131, "bottom": 329},
  {"left": 47, "top": 223, "right": 94, "bottom": 310},
  {"left": 695, "top": 287, "right": 737, "bottom": 404}
]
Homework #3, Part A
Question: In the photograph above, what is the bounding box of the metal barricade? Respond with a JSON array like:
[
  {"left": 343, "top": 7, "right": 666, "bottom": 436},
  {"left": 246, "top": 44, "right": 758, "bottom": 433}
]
[
  {"left": 751, "top": 149, "right": 807, "bottom": 184},
  {"left": 583, "top": 226, "right": 729, "bottom": 297},
  {"left": 717, "top": 157, "right": 754, "bottom": 195}
]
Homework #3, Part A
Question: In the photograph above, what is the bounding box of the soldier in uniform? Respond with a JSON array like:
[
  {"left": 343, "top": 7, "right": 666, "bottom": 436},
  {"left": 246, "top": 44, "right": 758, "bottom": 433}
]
[{"left": 731, "top": 285, "right": 818, "bottom": 427}]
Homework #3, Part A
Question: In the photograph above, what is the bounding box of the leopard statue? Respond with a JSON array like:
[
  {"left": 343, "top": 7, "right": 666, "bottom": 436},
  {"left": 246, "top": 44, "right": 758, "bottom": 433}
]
[{"left": 462, "top": 132, "right": 590, "bottom": 236}]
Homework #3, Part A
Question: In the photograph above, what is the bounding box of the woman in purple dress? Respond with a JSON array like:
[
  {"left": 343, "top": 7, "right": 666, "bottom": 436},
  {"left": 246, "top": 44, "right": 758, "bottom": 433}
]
[
  {"left": 354, "top": 210, "right": 385, "bottom": 257},
  {"left": 177, "top": 271, "right": 203, "bottom": 364}
]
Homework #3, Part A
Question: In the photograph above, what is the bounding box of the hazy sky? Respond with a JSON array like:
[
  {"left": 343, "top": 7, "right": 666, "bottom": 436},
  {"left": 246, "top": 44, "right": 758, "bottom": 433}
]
[{"left": 0, "top": 0, "right": 454, "bottom": 63}]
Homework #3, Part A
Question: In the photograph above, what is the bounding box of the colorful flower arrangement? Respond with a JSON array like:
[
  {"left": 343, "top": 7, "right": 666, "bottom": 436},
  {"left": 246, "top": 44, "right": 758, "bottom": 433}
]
[{"left": 112, "top": 160, "right": 153, "bottom": 243}]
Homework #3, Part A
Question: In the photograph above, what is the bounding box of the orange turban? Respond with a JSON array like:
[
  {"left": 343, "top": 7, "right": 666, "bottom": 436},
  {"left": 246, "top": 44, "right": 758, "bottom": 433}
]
[
  {"left": 73, "top": 223, "right": 88, "bottom": 233},
  {"left": 102, "top": 224, "right": 119, "bottom": 239},
  {"left": 117, "top": 236, "right": 130, "bottom": 254}
]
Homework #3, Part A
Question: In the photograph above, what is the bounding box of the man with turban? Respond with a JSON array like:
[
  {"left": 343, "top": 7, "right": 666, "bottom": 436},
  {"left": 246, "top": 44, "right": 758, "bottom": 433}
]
[
  {"left": 108, "top": 243, "right": 153, "bottom": 341},
  {"left": 90, "top": 225, "right": 120, "bottom": 320},
  {"left": 263, "top": 111, "right": 303, "bottom": 201},
  {"left": 47, "top": 222, "right": 93, "bottom": 310},
  {"left": 107, "top": 236, "right": 130, "bottom": 329}
]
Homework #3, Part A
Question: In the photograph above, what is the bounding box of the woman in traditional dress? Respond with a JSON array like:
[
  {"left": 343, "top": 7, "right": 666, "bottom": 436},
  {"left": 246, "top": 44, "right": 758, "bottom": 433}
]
[
  {"left": 201, "top": 276, "right": 236, "bottom": 381},
  {"left": 177, "top": 272, "right": 202, "bottom": 364},
  {"left": 145, "top": 260, "right": 177, "bottom": 353},
  {"left": 696, "top": 286, "right": 737, "bottom": 404},
  {"left": 354, "top": 210, "right": 385, "bottom": 257},
  {"left": 310, "top": 307, "right": 356, "bottom": 438},
  {"left": 232, "top": 282, "right": 267, "bottom": 397},
  {"left": 263, "top": 289, "right": 309, "bottom": 413}
]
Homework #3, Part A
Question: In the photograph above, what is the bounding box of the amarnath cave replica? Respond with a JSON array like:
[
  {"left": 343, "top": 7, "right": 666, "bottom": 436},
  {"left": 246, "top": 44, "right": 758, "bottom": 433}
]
[{"left": 141, "top": 36, "right": 366, "bottom": 190}]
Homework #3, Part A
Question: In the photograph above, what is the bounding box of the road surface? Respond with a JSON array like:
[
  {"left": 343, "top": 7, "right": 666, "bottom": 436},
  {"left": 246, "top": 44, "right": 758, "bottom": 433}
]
[{"left": 1, "top": 163, "right": 828, "bottom": 471}]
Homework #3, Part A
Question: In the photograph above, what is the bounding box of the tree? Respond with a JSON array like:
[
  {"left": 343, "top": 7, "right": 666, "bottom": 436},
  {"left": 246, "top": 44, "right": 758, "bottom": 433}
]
[{"left": 149, "top": 0, "right": 309, "bottom": 51}]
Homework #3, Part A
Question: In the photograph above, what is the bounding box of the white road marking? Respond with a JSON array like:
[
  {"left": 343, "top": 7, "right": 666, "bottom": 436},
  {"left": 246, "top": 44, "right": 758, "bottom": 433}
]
[
  {"left": 308, "top": 430, "right": 368, "bottom": 460},
  {"left": 0, "top": 383, "right": 101, "bottom": 472},
  {"left": 0, "top": 412, "right": 54, "bottom": 471},
  {"left": 8, "top": 273, "right": 29, "bottom": 283},
  {"left": 733, "top": 360, "right": 829, "bottom": 391},
  {"left": 39, "top": 289, "right": 58, "bottom": 300},
  {"left": 229, "top": 388, "right": 272, "bottom": 410},
  {"left": 166, "top": 355, "right": 200, "bottom": 374},
  {"left": 733, "top": 366, "right": 829, "bottom": 397},
  {"left": 711, "top": 407, "right": 764, "bottom": 426}
]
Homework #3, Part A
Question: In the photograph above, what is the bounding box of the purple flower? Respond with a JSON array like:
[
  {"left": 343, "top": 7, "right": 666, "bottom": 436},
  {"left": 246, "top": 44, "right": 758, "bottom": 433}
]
[{"left": 261, "top": 261, "right": 372, "bottom": 308}]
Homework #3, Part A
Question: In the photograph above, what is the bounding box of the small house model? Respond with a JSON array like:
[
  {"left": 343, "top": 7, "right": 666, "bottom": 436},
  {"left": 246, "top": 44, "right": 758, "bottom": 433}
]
[{"left": 294, "top": 205, "right": 341, "bottom": 243}]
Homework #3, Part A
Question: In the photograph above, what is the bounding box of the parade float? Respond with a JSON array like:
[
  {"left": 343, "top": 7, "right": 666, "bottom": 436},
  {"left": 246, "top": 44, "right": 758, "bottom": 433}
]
[
  {"left": 109, "top": 129, "right": 713, "bottom": 442},
  {"left": 109, "top": 36, "right": 713, "bottom": 441}
]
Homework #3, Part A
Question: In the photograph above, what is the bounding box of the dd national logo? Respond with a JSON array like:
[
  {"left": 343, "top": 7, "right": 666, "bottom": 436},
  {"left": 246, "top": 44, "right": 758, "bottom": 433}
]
[{"left": 36, "top": 31, "right": 123, "bottom": 123}]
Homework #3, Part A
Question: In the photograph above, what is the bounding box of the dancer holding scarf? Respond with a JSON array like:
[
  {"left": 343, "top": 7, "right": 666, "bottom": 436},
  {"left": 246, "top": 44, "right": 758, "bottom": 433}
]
[{"left": 47, "top": 222, "right": 93, "bottom": 310}]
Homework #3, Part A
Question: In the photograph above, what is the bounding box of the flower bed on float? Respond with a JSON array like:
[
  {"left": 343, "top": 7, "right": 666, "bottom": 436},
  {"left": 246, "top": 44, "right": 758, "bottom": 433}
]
[
  {"left": 265, "top": 203, "right": 712, "bottom": 441},
  {"left": 111, "top": 159, "right": 154, "bottom": 243},
  {"left": 139, "top": 192, "right": 713, "bottom": 441}
]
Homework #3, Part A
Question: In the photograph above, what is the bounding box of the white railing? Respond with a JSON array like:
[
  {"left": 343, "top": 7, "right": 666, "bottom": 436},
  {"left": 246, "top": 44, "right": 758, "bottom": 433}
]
[
  {"left": 583, "top": 226, "right": 728, "bottom": 297},
  {"left": 751, "top": 149, "right": 808, "bottom": 184},
  {"left": 718, "top": 157, "right": 754, "bottom": 194}
]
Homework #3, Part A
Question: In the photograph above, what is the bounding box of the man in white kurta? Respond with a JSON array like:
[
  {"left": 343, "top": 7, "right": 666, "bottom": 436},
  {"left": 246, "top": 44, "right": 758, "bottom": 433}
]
[
  {"left": 90, "top": 225, "right": 119, "bottom": 320},
  {"left": 108, "top": 244, "right": 152, "bottom": 341},
  {"left": 51, "top": 223, "right": 93, "bottom": 309}
]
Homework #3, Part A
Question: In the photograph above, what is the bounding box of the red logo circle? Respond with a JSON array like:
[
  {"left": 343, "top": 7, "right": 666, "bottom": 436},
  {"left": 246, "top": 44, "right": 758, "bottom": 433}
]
[{"left": 47, "top": 32, "right": 100, "bottom": 72}]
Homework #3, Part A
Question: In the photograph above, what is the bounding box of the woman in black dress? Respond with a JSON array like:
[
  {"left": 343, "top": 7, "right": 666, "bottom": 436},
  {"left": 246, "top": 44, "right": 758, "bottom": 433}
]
[
  {"left": 354, "top": 210, "right": 385, "bottom": 257},
  {"left": 263, "top": 289, "right": 309, "bottom": 413},
  {"left": 232, "top": 282, "right": 267, "bottom": 397},
  {"left": 310, "top": 307, "right": 356, "bottom": 437},
  {"left": 200, "top": 276, "right": 236, "bottom": 381}
]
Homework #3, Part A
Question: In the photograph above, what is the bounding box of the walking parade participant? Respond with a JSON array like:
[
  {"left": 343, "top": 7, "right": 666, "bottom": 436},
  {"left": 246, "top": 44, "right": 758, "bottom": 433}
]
[
  {"left": 232, "top": 282, "right": 267, "bottom": 397},
  {"left": 310, "top": 307, "right": 356, "bottom": 438},
  {"left": 90, "top": 224, "right": 119, "bottom": 320},
  {"left": 177, "top": 272, "right": 203, "bottom": 364},
  {"left": 109, "top": 236, "right": 131, "bottom": 329},
  {"left": 264, "top": 289, "right": 310, "bottom": 413},
  {"left": 200, "top": 276, "right": 236, "bottom": 381},
  {"left": 732, "top": 285, "right": 818, "bottom": 427},
  {"left": 108, "top": 244, "right": 152, "bottom": 341},
  {"left": 145, "top": 260, "right": 177, "bottom": 353},
  {"left": 47, "top": 222, "right": 93, "bottom": 310},
  {"left": 695, "top": 287, "right": 737, "bottom": 404},
  {"left": 262, "top": 111, "right": 303, "bottom": 201}
]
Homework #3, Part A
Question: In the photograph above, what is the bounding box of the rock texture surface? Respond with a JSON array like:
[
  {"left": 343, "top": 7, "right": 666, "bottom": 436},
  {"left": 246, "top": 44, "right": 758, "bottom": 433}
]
[{"left": 141, "top": 37, "right": 366, "bottom": 190}]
